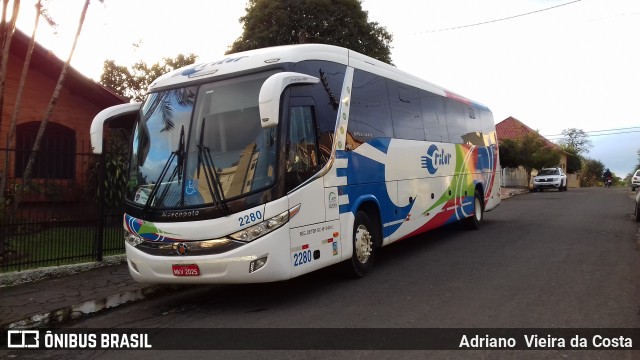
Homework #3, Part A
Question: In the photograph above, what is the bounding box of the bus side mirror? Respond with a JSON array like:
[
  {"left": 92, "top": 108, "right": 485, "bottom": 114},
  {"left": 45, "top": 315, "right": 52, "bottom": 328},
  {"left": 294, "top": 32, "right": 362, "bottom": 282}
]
[
  {"left": 259, "top": 72, "right": 319, "bottom": 128},
  {"left": 90, "top": 102, "right": 141, "bottom": 154}
]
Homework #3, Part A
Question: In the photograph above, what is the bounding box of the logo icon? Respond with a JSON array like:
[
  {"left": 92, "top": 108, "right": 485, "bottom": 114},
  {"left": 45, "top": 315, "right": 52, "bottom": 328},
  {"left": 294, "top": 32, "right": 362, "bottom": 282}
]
[
  {"left": 185, "top": 179, "right": 197, "bottom": 195},
  {"left": 328, "top": 192, "right": 338, "bottom": 209},
  {"left": 421, "top": 144, "right": 452, "bottom": 175},
  {"left": 7, "top": 330, "right": 40, "bottom": 348},
  {"left": 176, "top": 243, "right": 189, "bottom": 256}
]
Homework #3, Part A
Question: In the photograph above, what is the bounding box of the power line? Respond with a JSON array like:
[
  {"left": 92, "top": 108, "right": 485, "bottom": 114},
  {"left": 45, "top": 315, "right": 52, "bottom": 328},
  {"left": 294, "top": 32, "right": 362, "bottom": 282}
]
[
  {"left": 543, "top": 126, "right": 640, "bottom": 139},
  {"left": 573, "top": 130, "right": 640, "bottom": 138},
  {"left": 413, "top": 0, "right": 583, "bottom": 34}
]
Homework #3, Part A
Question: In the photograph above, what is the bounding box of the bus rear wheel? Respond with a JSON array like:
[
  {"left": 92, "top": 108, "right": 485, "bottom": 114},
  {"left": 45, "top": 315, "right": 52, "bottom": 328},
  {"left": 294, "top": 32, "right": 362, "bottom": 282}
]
[
  {"left": 464, "top": 189, "right": 484, "bottom": 230},
  {"left": 348, "top": 211, "right": 376, "bottom": 278}
]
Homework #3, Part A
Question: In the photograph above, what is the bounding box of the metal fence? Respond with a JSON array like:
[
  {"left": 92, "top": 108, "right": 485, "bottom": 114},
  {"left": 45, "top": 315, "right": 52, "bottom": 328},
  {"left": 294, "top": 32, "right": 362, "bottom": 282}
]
[{"left": 0, "top": 144, "right": 126, "bottom": 272}]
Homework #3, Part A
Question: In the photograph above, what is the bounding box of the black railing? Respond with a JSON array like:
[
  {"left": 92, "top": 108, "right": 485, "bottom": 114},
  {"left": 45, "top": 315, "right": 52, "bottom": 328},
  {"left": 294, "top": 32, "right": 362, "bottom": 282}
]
[{"left": 0, "top": 143, "right": 127, "bottom": 272}]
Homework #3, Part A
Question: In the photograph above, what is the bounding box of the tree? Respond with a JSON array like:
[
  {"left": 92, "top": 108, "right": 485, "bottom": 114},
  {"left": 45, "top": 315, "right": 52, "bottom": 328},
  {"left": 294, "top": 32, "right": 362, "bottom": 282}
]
[
  {"left": 559, "top": 128, "right": 592, "bottom": 155},
  {"left": 85, "top": 132, "right": 128, "bottom": 209},
  {"left": 497, "top": 138, "right": 521, "bottom": 169},
  {"left": 17, "top": 0, "right": 94, "bottom": 208},
  {"left": 499, "top": 132, "right": 561, "bottom": 186},
  {"left": 0, "top": 0, "right": 20, "bottom": 132},
  {"left": 560, "top": 145, "right": 582, "bottom": 174},
  {"left": 227, "top": 0, "right": 393, "bottom": 64},
  {"left": 580, "top": 158, "right": 605, "bottom": 187},
  {"left": 100, "top": 54, "right": 197, "bottom": 102},
  {"left": 0, "top": 0, "right": 55, "bottom": 205}
]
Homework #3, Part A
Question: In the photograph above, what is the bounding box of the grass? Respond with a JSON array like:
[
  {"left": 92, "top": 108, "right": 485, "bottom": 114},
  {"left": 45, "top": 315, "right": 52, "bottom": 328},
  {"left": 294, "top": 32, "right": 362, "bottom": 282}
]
[{"left": 1, "top": 225, "right": 125, "bottom": 272}]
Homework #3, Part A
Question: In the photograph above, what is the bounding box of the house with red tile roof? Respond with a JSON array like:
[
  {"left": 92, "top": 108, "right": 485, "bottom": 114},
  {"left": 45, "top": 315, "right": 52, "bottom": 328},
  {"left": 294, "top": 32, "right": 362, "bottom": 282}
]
[
  {"left": 496, "top": 116, "right": 575, "bottom": 188},
  {"left": 496, "top": 116, "right": 568, "bottom": 170}
]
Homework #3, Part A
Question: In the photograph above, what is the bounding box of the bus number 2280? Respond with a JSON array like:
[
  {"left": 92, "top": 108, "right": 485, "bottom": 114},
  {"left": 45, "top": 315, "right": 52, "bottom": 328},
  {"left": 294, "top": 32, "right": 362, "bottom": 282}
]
[
  {"left": 239, "top": 210, "right": 262, "bottom": 227},
  {"left": 293, "top": 250, "right": 313, "bottom": 267}
]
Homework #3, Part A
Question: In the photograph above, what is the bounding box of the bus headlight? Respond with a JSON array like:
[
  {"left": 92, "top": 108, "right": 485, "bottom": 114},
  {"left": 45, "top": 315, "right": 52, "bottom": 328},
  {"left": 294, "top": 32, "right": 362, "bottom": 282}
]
[
  {"left": 229, "top": 204, "right": 300, "bottom": 243},
  {"left": 124, "top": 231, "right": 144, "bottom": 247}
]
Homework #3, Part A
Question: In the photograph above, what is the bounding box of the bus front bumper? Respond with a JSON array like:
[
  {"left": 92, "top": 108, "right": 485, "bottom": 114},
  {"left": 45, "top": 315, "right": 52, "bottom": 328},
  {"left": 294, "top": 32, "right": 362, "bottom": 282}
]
[{"left": 124, "top": 226, "right": 292, "bottom": 284}]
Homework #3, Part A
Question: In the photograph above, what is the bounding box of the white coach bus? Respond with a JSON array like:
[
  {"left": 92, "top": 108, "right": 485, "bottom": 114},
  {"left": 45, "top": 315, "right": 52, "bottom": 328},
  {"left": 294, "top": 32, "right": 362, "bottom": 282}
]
[{"left": 90, "top": 44, "right": 501, "bottom": 284}]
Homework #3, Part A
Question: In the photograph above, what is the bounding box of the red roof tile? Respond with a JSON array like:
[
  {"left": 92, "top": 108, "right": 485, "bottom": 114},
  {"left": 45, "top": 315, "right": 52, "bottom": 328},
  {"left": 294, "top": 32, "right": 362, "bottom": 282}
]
[{"left": 496, "top": 116, "right": 560, "bottom": 150}]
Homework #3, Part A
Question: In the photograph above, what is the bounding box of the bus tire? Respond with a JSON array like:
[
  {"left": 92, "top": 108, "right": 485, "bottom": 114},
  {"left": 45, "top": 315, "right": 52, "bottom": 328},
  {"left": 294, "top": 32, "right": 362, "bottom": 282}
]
[
  {"left": 347, "top": 210, "right": 376, "bottom": 278},
  {"left": 464, "top": 189, "right": 484, "bottom": 230}
]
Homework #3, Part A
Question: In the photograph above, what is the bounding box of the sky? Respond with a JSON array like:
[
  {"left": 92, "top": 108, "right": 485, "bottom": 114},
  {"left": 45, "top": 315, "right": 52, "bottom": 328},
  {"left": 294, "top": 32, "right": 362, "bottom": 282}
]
[{"left": 13, "top": 0, "right": 640, "bottom": 177}]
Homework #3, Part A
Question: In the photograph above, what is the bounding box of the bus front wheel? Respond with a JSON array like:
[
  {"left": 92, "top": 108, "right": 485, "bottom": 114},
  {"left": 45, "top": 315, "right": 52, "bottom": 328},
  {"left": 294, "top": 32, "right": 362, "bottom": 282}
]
[{"left": 348, "top": 211, "right": 376, "bottom": 278}]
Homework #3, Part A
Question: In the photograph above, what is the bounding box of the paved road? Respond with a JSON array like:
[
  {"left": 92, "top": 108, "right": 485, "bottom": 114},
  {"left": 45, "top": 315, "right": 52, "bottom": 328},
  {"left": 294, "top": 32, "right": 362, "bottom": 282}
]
[{"left": 8, "top": 187, "right": 640, "bottom": 359}]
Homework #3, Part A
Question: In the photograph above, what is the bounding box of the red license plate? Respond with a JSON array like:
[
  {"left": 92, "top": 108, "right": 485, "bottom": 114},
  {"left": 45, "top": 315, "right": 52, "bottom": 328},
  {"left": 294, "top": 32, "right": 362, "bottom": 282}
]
[{"left": 172, "top": 264, "right": 200, "bottom": 276}]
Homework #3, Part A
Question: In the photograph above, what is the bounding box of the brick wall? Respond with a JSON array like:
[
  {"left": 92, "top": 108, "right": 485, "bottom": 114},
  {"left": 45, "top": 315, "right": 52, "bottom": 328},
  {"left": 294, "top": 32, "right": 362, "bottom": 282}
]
[{"left": 1, "top": 51, "right": 124, "bottom": 186}]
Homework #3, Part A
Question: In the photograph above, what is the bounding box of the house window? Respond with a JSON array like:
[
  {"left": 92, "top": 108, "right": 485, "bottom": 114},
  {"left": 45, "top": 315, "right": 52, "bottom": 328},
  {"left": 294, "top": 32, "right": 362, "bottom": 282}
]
[{"left": 15, "top": 122, "right": 76, "bottom": 179}]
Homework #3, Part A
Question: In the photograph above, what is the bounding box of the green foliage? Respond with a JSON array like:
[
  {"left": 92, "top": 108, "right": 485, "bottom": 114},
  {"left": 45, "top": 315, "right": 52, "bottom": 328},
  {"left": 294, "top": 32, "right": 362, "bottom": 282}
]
[
  {"left": 498, "top": 139, "right": 521, "bottom": 169},
  {"left": 1, "top": 225, "right": 124, "bottom": 271},
  {"left": 85, "top": 135, "right": 128, "bottom": 209},
  {"left": 561, "top": 146, "right": 582, "bottom": 174},
  {"left": 522, "top": 133, "right": 561, "bottom": 172},
  {"left": 499, "top": 132, "right": 561, "bottom": 185},
  {"left": 580, "top": 158, "right": 605, "bottom": 187},
  {"left": 100, "top": 54, "right": 198, "bottom": 102},
  {"left": 500, "top": 133, "right": 561, "bottom": 171},
  {"left": 227, "top": 0, "right": 393, "bottom": 64}
]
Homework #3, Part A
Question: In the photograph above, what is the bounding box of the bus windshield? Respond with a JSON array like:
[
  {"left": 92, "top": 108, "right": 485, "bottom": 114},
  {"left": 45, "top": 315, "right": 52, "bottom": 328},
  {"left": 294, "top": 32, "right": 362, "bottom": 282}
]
[{"left": 126, "top": 71, "right": 278, "bottom": 209}]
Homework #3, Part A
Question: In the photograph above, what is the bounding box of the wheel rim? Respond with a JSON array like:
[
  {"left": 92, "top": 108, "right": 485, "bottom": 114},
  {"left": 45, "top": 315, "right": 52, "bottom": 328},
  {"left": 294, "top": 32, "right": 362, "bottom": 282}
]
[
  {"left": 355, "top": 224, "right": 372, "bottom": 263},
  {"left": 474, "top": 197, "right": 482, "bottom": 221}
]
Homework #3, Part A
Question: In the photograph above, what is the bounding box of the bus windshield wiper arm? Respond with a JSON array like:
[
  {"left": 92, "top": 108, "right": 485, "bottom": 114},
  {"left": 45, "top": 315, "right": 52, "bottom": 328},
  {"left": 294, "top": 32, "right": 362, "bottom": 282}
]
[
  {"left": 144, "top": 125, "right": 185, "bottom": 209},
  {"left": 196, "top": 119, "right": 229, "bottom": 214}
]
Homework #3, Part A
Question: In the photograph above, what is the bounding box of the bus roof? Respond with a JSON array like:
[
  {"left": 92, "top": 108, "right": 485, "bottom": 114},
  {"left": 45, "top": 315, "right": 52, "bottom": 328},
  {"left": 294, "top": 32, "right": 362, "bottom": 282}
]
[{"left": 149, "top": 44, "right": 488, "bottom": 110}]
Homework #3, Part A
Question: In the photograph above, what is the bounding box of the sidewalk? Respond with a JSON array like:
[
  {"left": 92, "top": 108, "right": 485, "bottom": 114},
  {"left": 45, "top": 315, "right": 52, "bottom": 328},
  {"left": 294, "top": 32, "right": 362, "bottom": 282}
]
[
  {"left": 0, "top": 258, "right": 184, "bottom": 330},
  {"left": 1, "top": 187, "right": 528, "bottom": 330},
  {"left": 500, "top": 186, "right": 530, "bottom": 200}
]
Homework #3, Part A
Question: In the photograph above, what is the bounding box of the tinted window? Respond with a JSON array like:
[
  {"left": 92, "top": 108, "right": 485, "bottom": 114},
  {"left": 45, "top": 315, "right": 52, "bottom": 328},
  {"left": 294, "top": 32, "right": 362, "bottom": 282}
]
[
  {"left": 293, "top": 60, "right": 346, "bottom": 147},
  {"left": 292, "top": 61, "right": 345, "bottom": 164},
  {"left": 480, "top": 109, "right": 497, "bottom": 145},
  {"left": 464, "top": 107, "right": 486, "bottom": 146},
  {"left": 389, "top": 81, "right": 424, "bottom": 141},
  {"left": 538, "top": 169, "right": 559, "bottom": 176},
  {"left": 421, "top": 93, "right": 448, "bottom": 142},
  {"left": 286, "top": 106, "right": 320, "bottom": 191},
  {"left": 348, "top": 69, "right": 392, "bottom": 147},
  {"left": 444, "top": 99, "right": 468, "bottom": 144}
]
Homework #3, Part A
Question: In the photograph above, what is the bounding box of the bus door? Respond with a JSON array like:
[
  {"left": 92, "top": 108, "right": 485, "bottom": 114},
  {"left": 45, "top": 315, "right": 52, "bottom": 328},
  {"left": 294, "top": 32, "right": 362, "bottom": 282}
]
[{"left": 285, "top": 97, "right": 341, "bottom": 276}]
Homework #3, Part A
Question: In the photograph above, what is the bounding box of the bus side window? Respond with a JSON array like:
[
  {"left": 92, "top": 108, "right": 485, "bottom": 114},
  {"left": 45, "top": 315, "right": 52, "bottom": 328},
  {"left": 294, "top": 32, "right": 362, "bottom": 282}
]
[
  {"left": 444, "top": 98, "right": 467, "bottom": 144},
  {"left": 390, "top": 82, "right": 425, "bottom": 141},
  {"left": 348, "top": 69, "right": 392, "bottom": 147},
  {"left": 421, "top": 92, "right": 448, "bottom": 142},
  {"left": 286, "top": 106, "right": 320, "bottom": 191}
]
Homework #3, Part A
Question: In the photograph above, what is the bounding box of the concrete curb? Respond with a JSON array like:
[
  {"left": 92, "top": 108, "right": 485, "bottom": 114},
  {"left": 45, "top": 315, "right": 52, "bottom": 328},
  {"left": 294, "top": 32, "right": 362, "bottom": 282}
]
[
  {"left": 500, "top": 187, "right": 530, "bottom": 200},
  {"left": 3, "top": 284, "right": 178, "bottom": 330},
  {"left": 0, "top": 255, "right": 127, "bottom": 288}
]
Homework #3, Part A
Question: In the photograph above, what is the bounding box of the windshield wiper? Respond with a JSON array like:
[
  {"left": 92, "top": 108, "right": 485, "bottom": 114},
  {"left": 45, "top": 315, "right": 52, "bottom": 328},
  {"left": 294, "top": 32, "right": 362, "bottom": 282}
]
[
  {"left": 144, "top": 125, "right": 185, "bottom": 209},
  {"left": 196, "top": 119, "right": 229, "bottom": 214}
]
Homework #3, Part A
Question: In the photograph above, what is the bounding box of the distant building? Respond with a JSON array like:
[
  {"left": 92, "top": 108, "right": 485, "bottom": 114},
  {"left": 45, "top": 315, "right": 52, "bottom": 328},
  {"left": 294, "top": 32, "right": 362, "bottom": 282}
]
[
  {"left": 496, "top": 116, "right": 576, "bottom": 188},
  {"left": 1, "top": 29, "right": 126, "bottom": 199}
]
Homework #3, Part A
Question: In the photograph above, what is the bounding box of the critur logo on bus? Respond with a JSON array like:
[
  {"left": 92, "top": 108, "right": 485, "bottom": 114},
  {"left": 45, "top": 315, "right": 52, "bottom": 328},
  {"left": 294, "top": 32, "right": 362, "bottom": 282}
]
[{"left": 421, "top": 144, "right": 452, "bottom": 175}]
